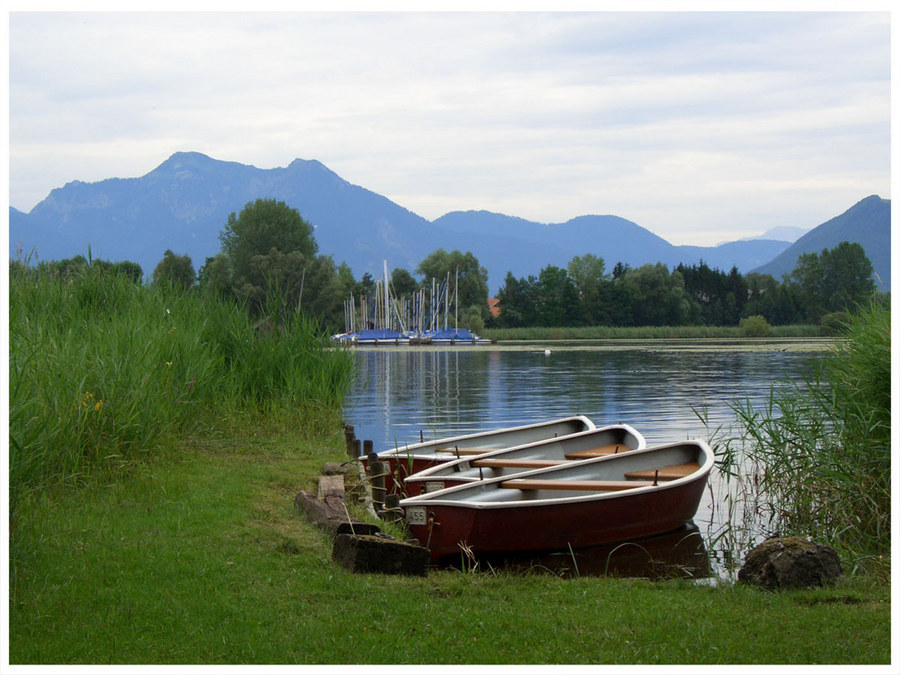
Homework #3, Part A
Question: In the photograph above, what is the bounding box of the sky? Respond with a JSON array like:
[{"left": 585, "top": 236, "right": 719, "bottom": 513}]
[{"left": 6, "top": 5, "right": 893, "bottom": 247}]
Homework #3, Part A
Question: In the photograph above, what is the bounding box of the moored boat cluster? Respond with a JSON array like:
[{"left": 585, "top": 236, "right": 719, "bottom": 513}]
[{"left": 350, "top": 416, "right": 714, "bottom": 563}]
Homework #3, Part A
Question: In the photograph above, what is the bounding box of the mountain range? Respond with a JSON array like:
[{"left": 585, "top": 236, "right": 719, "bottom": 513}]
[{"left": 7, "top": 151, "right": 891, "bottom": 292}]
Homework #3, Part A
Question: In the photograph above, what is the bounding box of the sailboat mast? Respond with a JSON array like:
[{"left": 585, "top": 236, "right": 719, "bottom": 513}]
[
  {"left": 455, "top": 265, "right": 459, "bottom": 329},
  {"left": 383, "top": 260, "right": 390, "bottom": 331}
]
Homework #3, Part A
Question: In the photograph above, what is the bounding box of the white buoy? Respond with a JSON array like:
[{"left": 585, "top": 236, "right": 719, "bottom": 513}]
[{"left": 544, "top": 349, "right": 551, "bottom": 356}]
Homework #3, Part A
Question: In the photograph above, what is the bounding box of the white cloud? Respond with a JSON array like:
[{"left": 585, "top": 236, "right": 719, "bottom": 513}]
[{"left": 8, "top": 10, "right": 891, "bottom": 245}]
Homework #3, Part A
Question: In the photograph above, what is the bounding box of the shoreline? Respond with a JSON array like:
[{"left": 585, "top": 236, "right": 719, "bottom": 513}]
[{"left": 343, "top": 337, "right": 837, "bottom": 353}]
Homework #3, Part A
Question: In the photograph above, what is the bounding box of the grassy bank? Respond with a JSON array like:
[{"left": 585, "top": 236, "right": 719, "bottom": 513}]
[
  {"left": 483, "top": 324, "right": 822, "bottom": 341},
  {"left": 8, "top": 430, "right": 891, "bottom": 665}
]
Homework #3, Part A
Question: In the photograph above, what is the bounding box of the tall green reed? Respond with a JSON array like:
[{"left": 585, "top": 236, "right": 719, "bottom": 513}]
[
  {"left": 8, "top": 263, "right": 355, "bottom": 511},
  {"left": 707, "top": 298, "right": 890, "bottom": 576}
]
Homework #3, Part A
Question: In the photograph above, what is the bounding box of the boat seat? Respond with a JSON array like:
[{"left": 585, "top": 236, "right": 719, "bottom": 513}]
[
  {"left": 500, "top": 478, "right": 656, "bottom": 491},
  {"left": 471, "top": 458, "right": 569, "bottom": 469},
  {"left": 434, "top": 447, "right": 492, "bottom": 455},
  {"left": 624, "top": 462, "right": 700, "bottom": 481},
  {"left": 564, "top": 444, "right": 625, "bottom": 459}
]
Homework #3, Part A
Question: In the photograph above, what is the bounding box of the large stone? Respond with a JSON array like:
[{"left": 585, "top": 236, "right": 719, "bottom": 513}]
[
  {"left": 332, "top": 533, "right": 430, "bottom": 576},
  {"left": 294, "top": 491, "right": 381, "bottom": 537},
  {"left": 738, "top": 536, "right": 843, "bottom": 590}
]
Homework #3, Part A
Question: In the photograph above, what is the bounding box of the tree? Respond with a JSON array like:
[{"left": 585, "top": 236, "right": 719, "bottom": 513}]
[
  {"left": 198, "top": 253, "right": 233, "bottom": 299},
  {"left": 536, "top": 265, "right": 580, "bottom": 327},
  {"left": 217, "top": 199, "right": 319, "bottom": 315},
  {"left": 416, "top": 249, "right": 490, "bottom": 323},
  {"left": 787, "top": 242, "right": 875, "bottom": 322},
  {"left": 568, "top": 254, "right": 610, "bottom": 325},
  {"left": 390, "top": 268, "right": 418, "bottom": 298},
  {"left": 618, "top": 263, "right": 693, "bottom": 326},
  {"left": 495, "top": 272, "right": 537, "bottom": 328},
  {"left": 152, "top": 250, "right": 195, "bottom": 290}
]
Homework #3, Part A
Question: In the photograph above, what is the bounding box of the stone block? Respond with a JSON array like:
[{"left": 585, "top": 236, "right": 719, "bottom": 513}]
[{"left": 332, "top": 533, "right": 430, "bottom": 576}]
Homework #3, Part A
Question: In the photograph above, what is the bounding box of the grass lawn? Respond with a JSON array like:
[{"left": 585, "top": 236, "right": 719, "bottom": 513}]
[{"left": 7, "top": 428, "right": 892, "bottom": 666}]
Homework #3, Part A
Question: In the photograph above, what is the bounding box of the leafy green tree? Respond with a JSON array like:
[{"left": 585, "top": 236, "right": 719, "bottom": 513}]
[
  {"left": 390, "top": 268, "right": 418, "bottom": 298},
  {"left": 416, "top": 249, "right": 489, "bottom": 323},
  {"left": 568, "top": 254, "right": 610, "bottom": 325},
  {"left": 495, "top": 272, "right": 538, "bottom": 328},
  {"left": 217, "top": 199, "right": 321, "bottom": 316},
  {"left": 536, "top": 265, "right": 580, "bottom": 327},
  {"left": 152, "top": 249, "right": 195, "bottom": 290},
  {"left": 112, "top": 260, "right": 144, "bottom": 283},
  {"left": 787, "top": 242, "right": 875, "bottom": 322},
  {"left": 198, "top": 253, "right": 233, "bottom": 299},
  {"left": 619, "top": 263, "right": 693, "bottom": 326}
]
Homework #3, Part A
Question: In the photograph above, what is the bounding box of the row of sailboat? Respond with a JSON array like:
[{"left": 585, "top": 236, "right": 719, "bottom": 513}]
[{"left": 332, "top": 261, "right": 493, "bottom": 345}]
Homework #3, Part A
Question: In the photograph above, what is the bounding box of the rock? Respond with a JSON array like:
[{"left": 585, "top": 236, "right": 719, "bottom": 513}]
[
  {"left": 322, "top": 462, "right": 344, "bottom": 476},
  {"left": 294, "top": 491, "right": 381, "bottom": 537},
  {"left": 317, "top": 474, "right": 345, "bottom": 502},
  {"left": 332, "top": 533, "right": 430, "bottom": 576},
  {"left": 738, "top": 536, "right": 843, "bottom": 590}
]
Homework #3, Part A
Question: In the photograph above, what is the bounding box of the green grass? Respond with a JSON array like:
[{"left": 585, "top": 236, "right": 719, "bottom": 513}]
[
  {"left": 9, "top": 431, "right": 891, "bottom": 665},
  {"left": 8, "top": 264, "right": 355, "bottom": 511}
]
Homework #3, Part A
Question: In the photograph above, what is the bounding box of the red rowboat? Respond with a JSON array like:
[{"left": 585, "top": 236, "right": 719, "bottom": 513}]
[{"left": 399, "top": 439, "right": 714, "bottom": 562}]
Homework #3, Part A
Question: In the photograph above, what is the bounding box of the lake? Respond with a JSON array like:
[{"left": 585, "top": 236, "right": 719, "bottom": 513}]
[{"left": 341, "top": 339, "right": 830, "bottom": 578}]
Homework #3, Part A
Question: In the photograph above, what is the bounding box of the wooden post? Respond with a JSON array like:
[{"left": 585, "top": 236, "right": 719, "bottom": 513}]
[
  {"left": 370, "top": 462, "right": 386, "bottom": 511},
  {"left": 344, "top": 424, "right": 357, "bottom": 458}
]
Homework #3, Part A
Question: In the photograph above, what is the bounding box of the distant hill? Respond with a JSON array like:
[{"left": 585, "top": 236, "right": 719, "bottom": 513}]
[
  {"left": 8, "top": 151, "right": 889, "bottom": 292},
  {"left": 752, "top": 195, "right": 891, "bottom": 290}
]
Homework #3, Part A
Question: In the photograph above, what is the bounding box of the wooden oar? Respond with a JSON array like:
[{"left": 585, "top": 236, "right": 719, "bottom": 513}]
[
  {"left": 433, "top": 447, "right": 493, "bottom": 455},
  {"left": 472, "top": 458, "right": 569, "bottom": 469},
  {"left": 624, "top": 462, "right": 699, "bottom": 480}
]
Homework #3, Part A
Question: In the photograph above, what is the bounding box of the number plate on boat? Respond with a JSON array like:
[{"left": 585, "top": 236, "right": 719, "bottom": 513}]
[
  {"left": 425, "top": 481, "right": 445, "bottom": 493},
  {"left": 406, "top": 506, "right": 427, "bottom": 526}
]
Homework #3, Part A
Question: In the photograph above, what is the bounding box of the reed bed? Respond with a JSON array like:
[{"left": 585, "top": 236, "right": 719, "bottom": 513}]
[
  {"left": 705, "top": 299, "right": 891, "bottom": 577},
  {"left": 8, "top": 264, "right": 355, "bottom": 511}
]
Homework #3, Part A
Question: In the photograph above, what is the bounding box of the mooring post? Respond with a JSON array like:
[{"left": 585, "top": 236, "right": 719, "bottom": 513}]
[
  {"left": 381, "top": 493, "right": 403, "bottom": 522},
  {"left": 344, "top": 424, "right": 357, "bottom": 458},
  {"left": 370, "top": 462, "right": 386, "bottom": 512},
  {"left": 367, "top": 450, "right": 386, "bottom": 512}
]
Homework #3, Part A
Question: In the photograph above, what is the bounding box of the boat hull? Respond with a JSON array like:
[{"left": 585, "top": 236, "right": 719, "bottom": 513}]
[
  {"left": 400, "top": 440, "right": 713, "bottom": 561},
  {"left": 408, "top": 477, "right": 707, "bottom": 560}
]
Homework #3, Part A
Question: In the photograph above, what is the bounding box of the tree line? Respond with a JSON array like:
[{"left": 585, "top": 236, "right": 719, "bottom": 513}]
[
  {"left": 16, "top": 198, "right": 884, "bottom": 332},
  {"left": 493, "top": 241, "right": 880, "bottom": 331}
]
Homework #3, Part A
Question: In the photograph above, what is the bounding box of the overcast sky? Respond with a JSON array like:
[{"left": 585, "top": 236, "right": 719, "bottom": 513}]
[{"left": 7, "top": 7, "right": 892, "bottom": 246}]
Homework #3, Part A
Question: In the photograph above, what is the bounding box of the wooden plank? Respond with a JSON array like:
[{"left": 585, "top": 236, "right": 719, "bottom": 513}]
[
  {"left": 624, "top": 462, "right": 700, "bottom": 481},
  {"left": 500, "top": 479, "right": 656, "bottom": 491},
  {"left": 564, "top": 444, "right": 625, "bottom": 459},
  {"left": 471, "top": 458, "right": 569, "bottom": 469},
  {"left": 433, "top": 447, "right": 492, "bottom": 455}
]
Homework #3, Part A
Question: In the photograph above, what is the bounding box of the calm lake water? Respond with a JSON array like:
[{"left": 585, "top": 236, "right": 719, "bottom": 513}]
[{"left": 341, "top": 340, "right": 828, "bottom": 578}]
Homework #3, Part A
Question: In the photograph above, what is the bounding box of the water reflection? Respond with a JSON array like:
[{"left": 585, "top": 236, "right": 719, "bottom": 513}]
[
  {"left": 343, "top": 343, "right": 822, "bottom": 579},
  {"left": 346, "top": 346, "right": 816, "bottom": 450}
]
